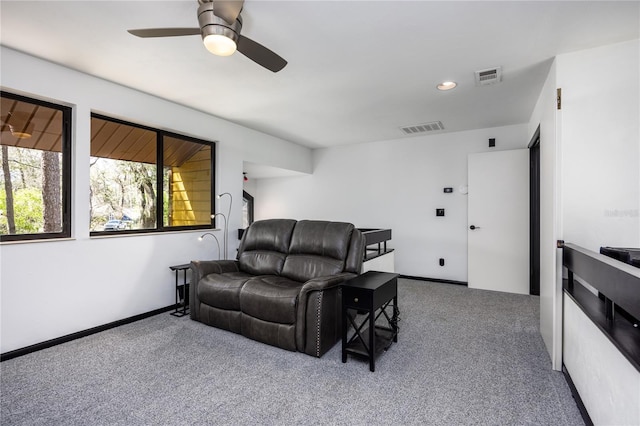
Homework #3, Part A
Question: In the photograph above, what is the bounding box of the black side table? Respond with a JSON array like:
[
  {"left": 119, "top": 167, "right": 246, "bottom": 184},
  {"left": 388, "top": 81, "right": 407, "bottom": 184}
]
[
  {"left": 342, "top": 271, "right": 399, "bottom": 372},
  {"left": 169, "top": 264, "right": 190, "bottom": 317}
]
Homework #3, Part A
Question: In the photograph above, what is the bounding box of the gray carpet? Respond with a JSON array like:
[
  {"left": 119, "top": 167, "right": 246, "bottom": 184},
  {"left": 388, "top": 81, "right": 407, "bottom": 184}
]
[{"left": 1, "top": 279, "right": 583, "bottom": 425}]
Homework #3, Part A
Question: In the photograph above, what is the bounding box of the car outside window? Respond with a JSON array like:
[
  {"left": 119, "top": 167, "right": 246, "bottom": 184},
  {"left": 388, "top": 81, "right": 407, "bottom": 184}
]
[{"left": 90, "top": 114, "right": 215, "bottom": 235}]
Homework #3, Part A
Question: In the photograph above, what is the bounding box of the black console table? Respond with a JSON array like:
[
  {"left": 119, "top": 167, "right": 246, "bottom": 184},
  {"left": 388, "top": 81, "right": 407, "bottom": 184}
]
[
  {"left": 169, "top": 263, "right": 190, "bottom": 317},
  {"left": 342, "top": 271, "right": 399, "bottom": 372}
]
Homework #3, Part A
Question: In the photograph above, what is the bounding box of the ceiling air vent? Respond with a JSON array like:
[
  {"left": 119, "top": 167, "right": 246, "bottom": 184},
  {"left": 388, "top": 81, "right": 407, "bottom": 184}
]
[
  {"left": 475, "top": 67, "right": 502, "bottom": 86},
  {"left": 400, "top": 121, "right": 444, "bottom": 135}
]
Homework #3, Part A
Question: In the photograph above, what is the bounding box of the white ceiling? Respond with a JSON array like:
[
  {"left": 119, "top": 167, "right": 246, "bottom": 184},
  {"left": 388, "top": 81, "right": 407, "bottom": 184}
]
[{"left": 1, "top": 1, "right": 638, "bottom": 151}]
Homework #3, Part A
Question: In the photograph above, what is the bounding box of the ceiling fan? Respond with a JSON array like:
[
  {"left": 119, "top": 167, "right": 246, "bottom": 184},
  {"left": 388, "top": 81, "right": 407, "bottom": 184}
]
[
  {"left": 127, "top": 0, "right": 287, "bottom": 73},
  {"left": 1, "top": 112, "right": 35, "bottom": 139}
]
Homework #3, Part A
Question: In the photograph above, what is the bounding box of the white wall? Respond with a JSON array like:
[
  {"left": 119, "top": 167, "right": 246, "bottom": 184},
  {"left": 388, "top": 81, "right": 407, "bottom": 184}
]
[
  {"left": 243, "top": 175, "right": 258, "bottom": 197},
  {"left": 528, "top": 59, "right": 562, "bottom": 369},
  {"left": 564, "top": 296, "right": 640, "bottom": 425},
  {"left": 527, "top": 39, "right": 640, "bottom": 375},
  {"left": 254, "top": 124, "right": 528, "bottom": 281},
  {"left": 0, "top": 47, "right": 312, "bottom": 353},
  {"left": 536, "top": 39, "right": 640, "bottom": 420},
  {"left": 557, "top": 39, "right": 640, "bottom": 250}
]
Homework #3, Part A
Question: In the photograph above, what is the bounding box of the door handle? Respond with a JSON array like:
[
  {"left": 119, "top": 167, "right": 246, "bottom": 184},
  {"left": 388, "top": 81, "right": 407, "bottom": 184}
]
[{"left": 469, "top": 225, "right": 480, "bottom": 230}]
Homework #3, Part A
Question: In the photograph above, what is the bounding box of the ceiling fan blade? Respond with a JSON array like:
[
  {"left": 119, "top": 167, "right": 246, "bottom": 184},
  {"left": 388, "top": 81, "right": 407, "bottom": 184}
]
[
  {"left": 213, "top": 0, "right": 245, "bottom": 25},
  {"left": 237, "top": 35, "right": 287, "bottom": 73},
  {"left": 128, "top": 28, "right": 201, "bottom": 38}
]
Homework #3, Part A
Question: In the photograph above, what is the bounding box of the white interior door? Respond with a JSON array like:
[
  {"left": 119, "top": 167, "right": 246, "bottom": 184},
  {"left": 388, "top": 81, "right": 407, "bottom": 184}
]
[{"left": 468, "top": 149, "right": 529, "bottom": 294}]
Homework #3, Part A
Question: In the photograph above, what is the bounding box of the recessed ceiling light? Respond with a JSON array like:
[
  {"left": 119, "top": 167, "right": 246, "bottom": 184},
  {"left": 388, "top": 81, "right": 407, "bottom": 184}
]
[{"left": 437, "top": 81, "right": 457, "bottom": 91}]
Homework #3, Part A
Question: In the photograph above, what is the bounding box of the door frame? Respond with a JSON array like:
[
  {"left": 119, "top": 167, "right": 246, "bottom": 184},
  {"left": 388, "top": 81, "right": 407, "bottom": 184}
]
[{"left": 528, "top": 125, "right": 541, "bottom": 296}]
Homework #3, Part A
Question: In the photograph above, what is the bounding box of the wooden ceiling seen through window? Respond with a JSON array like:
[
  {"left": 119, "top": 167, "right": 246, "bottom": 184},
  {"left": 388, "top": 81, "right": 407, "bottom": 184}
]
[
  {"left": 2, "top": 97, "right": 207, "bottom": 167},
  {"left": 1, "top": 96, "right": 63, "bottom": 152},
  {"left": 91, "top": 117, "right": 204, "bottom": 166}
]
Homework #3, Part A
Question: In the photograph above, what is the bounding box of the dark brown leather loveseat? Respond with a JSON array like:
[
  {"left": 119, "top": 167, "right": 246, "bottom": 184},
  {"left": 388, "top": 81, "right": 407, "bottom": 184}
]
[{"left": 190, "top": 219, "right": 365, "bottom": 357}]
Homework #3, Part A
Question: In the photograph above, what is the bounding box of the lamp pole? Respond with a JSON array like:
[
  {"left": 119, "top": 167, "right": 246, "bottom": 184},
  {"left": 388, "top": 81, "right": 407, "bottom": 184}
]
[
  {"left": 211, "top": 212, "right": 227, "bottom": 260},
  {"left": 217, "top": 192, "right": 232, "bottom": 260},
  {"left": 198, "top": 232, "right": 221, "bottom": 260}
]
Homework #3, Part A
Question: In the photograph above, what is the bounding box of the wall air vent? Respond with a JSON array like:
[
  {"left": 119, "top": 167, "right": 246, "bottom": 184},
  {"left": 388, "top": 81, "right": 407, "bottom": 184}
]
[
  {"left": 475, "top": 67, "right": 502, "bottom": 86},
  {"left": 400, "top": 121, "right": 444, "bottom": 135}
]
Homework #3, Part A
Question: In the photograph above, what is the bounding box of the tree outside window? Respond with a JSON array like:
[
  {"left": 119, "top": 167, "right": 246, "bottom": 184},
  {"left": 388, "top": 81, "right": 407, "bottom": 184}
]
[
  {"left": 90, "top": 115, "right": 214, "bottom": 234},
  {"left": 0, "top": 91, "right": 71, "bottom": 241}
]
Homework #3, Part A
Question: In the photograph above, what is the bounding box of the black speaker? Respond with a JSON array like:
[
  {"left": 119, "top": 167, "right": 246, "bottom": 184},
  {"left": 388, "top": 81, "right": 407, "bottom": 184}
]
[{"left": 600, "top": 246, "right": 640, "bottom": 268}]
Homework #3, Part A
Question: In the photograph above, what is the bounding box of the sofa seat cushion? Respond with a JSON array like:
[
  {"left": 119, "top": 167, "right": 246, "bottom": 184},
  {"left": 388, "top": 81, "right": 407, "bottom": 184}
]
[
  {"left": 240, "top": 276, "right": 304, "bottom": 324},
  {"left": 281, "top": 255, "right": 345, "bottom": 283},
  {"left": 197, "top": 272, "right": 257, "bottom": 310}
]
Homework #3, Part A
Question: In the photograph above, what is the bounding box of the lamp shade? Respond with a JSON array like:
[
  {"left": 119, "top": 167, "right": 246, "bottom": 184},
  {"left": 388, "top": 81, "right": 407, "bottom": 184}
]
[{"left": 203, "top": 34, "right": 237, "bottom": 56}]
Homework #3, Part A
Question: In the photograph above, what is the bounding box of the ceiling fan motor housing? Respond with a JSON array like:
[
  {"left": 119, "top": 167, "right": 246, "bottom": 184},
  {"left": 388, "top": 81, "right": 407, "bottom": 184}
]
[{"left": 198, "top": 2, "right": 242, "bottom": 44}]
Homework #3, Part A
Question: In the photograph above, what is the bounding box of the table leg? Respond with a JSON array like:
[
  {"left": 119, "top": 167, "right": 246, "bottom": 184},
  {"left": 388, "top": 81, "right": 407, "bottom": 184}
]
[
  {"left": 393, "top": 295, "right": 398, "bottom": 343},
  {"left": 170, "top": 265, "right": 190, "bottom": 317},
  {"left": 174, "top": 269, "right": 179, "bottom": 314},
  {"left": 181, "top": 269, "right": 188, "bottom": 315},
  {"left": 369, "top": 308, "right": 375, "bottom": 372},
  {"left": 342, "top": 305, "right": 348, "bottom": 363}
]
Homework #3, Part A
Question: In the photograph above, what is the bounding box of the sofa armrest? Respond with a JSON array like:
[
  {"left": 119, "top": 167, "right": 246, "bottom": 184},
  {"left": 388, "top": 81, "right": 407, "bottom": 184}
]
[
  {"left": 190, "top": 260, "right": 239, "bottom": 278},
  {"left": 295, "top": 272, "right": 357, "bottom": 352},
  {"left": 301, "top": 272, "right": 357, "bottom": 293},
  {"left": 189, "top": 260, "right": 239, "bottom": 320}
]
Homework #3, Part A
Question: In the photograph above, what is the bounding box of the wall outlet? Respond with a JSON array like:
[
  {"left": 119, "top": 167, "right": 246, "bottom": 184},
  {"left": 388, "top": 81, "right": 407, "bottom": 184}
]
[{"left": 436, "top": 208, "right": 445, "bottom": 216}]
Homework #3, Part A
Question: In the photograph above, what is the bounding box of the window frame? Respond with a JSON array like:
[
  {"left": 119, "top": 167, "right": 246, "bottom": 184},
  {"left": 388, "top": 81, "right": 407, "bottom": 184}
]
[
  {"left": 89, "top": 113, "right": 216, "bottom": 236},
  {"left": 0, "top": 91, "right": 72, "bottom": 242}
]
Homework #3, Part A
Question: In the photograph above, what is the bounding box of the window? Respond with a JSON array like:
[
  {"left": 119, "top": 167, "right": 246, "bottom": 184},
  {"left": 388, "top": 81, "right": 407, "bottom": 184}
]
[
  {"left": 0, "top": 91, "right": 72, "bottom": 242},
  {"left": 90, "top": 114, "right": 215, "bottom": 234}
]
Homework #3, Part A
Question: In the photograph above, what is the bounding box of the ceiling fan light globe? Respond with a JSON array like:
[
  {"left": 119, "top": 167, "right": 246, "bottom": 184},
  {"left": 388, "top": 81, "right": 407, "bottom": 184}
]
[
  {"left": 10, "top": 130, "right": 32, "bottom": 139},
  {"left": 203, "top": 34, "right": 237, "bottom": 56}
]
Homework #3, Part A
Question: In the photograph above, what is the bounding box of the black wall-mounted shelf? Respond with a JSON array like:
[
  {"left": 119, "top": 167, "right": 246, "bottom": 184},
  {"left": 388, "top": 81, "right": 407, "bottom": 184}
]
[
  {"left": 563, "top": 243, "right": 640, "bottom": 372},
  {"left": 359, "top": 228, "right": 393, "bottom": 261}
]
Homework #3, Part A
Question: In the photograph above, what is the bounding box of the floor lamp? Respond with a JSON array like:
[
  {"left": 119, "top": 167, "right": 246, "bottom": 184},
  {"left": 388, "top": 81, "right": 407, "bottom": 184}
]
[
  {"left": 211, "top": 212, "right": 227, "bottom": 260},
  {"left": 198, "top": 232, "right": 221, "bottom": 260},
  {"left": 217, "top": 192, "right": 232, "bottom": 260}
]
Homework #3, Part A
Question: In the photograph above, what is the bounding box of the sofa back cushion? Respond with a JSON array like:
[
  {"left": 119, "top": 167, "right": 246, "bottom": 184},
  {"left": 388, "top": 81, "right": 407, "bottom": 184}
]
[
  {"left": 237, "top": 219, "right": 297, "bottom": 275},
  {"left": 344, "top": 228, "right": 365, "bottom": 274},
  {"left": 281, "top": 221, "right": 354, "bottom": 282}
]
